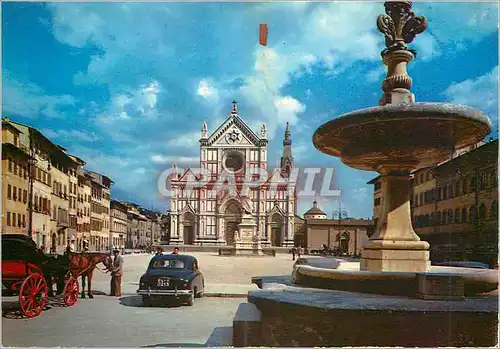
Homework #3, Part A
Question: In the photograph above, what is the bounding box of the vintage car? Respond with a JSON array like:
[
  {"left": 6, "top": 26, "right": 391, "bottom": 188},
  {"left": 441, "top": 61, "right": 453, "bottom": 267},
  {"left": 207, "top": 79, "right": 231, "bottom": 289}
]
[{"left": 137, "top": 254, "right": 204, "bottom": 306}]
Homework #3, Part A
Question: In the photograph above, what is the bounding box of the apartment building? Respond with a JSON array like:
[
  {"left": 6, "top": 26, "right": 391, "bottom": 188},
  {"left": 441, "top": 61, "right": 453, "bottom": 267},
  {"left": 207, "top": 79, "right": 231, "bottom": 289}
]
[
  {"left": 110, "top": 200, "right": 128, "bottom": 249},
  {"left": 1, "top": 119, "right": 29, "bottom": 235},
  {"left": 69, "top": 155, "right": 91, "bottom": 251},
  {"left": 368, "top": 140, "right": 498, "bottom": 265},
  {"left": 87, "top": 170, "right": 113, "bottom": 251}
]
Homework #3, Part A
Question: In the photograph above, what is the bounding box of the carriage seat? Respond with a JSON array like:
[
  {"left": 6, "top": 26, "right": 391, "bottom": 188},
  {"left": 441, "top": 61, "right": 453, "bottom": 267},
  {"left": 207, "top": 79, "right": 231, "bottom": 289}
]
[{"left": 2, "top": 260, "right": 43, "bottom": 278}]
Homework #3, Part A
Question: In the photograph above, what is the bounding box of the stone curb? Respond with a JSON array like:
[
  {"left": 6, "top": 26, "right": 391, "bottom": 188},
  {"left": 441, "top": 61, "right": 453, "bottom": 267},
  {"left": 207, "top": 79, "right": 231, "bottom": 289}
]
[
  {"left": 204, "top": 292, "right": 248, "bottom": 298},
  {"left": 96, "top": 292, "right": 249, "bottom": 298}
]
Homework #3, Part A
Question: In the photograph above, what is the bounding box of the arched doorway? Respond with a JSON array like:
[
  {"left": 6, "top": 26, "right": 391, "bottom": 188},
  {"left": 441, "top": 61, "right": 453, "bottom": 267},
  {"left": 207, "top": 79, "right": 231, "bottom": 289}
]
[
  {"left": 270, "top": 213, "right": 284, "bottom": 247},
  {"left": 339, "top": 231, "right": 350, "bottom": 254},
  {"left": 182, "top": 212, "right": 196, "bottom": 245},
  {"left": 224, "top": 201, "right": 242, "bottom": 245}
]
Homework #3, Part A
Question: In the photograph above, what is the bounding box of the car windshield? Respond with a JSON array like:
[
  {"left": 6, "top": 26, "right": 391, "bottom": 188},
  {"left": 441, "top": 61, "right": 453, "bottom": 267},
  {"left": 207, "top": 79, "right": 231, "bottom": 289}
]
[{"left": 152, "top": 259, "right": 185, "bottom": 269}]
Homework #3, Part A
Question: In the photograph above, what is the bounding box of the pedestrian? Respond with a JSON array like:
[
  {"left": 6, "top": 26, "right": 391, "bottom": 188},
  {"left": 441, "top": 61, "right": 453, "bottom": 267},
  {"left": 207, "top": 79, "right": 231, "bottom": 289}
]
[
  {"left": 155, "top": 247, "right": 163, "bottom": 256},
  {"left": 297, "top": 245, "right": 303, "bottom": 259},
  {"left": 171, "top": 247, "right": 180, "bottom": 255},
  {"left": 83, "top": 239, "right": 89, "bottom": 252},
  {"left": 110, "top": 248, "right": 124, "bottom": 297},
  {"left": 291, "top": 246, "right": 297, "bottom": 261}
]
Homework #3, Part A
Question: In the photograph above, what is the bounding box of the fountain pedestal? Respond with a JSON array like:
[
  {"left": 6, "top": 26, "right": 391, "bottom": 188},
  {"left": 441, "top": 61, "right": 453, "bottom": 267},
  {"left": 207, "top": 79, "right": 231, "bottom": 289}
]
[
  {"left": 234, "top": 213, "right": 263, "bottom": 256},
  {"left": 360, "top": 167, "right": 430, "bottom": 272}
]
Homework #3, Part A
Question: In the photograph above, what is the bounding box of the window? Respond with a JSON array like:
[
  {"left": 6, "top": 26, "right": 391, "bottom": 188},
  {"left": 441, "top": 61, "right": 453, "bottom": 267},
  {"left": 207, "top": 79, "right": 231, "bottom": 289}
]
[
  {"left": 469, "top": 206, "right": 476, "bottom": 222},
  {"left": 471, "top": 176, "right": 478, "bottom": 191},
  {"left": 18, "top": 188, "right": 22, "bottom": 202},
  {"left": 22, "top": 215, "right": 26, "bottom": 227},
  {"left": 17, "top": 213, "right": 22, "bottom": 227},
  {"left": 374, "top": 198, "right": 381, "bottom": 206},
  {"left": 8, "top": 159, "right": 13, "bottom": 172},
  {"left": 14, "top": 164, "right": 18, "bottom": 175},
  {"left": 461, "top": 207, "right": 467, "bottom": 223},
  {"left": 7, "top": 185, "right": 11, "bottom": 199},
  {"left": 7, "top": 212, "right": 11, "bottom": 226},
  {"left": 152, "top": 258, "right": 185, "bottom": 269},
  {"left": 12, "top": 186, "right": 17, "bottom": 201},
  {"left": 479, "top": 203, "right": 486, "bottom": 221}
]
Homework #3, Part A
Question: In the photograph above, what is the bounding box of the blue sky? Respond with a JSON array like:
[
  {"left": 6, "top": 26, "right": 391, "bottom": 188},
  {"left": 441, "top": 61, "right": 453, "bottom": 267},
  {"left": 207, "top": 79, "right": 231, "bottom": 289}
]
[{"left": 2, "top": 2, "right": 498, "bottom": 219}]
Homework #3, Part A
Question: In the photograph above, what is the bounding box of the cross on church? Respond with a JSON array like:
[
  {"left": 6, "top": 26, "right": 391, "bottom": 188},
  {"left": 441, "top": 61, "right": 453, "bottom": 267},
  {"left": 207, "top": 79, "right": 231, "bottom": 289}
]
[{"left": 231, "top": 100, "right": 238, "bottom": 114}]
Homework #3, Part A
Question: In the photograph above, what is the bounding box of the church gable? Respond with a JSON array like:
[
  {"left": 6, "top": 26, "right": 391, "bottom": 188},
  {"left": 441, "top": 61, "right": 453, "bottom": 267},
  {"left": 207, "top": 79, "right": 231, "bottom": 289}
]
[
  {"left": 207, "top": 107, "right": 261, "bottom": 147},
  {"left": 211, "top": 123, "right": 256, "bottom": 146}
]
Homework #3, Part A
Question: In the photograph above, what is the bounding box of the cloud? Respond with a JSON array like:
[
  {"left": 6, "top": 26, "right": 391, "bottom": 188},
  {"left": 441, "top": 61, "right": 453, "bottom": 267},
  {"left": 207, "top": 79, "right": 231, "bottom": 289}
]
[
  {"left": 167, "top": 131, "right": 200, "bottom": 147},
  {"left": 98, "top": 80, "right": 161, "bottom": 123},
  {"left": 274, "top": 96, "right": 306, "bottom": 125},
  {"left": 151, "top": 154, "right": 199, "bottom": 165},
  {"left": 442, "top": 65, "right": 498, "bottom": 132},
  {"left": 2, "top": 72, "right": 76, "bottom": 119},
  {"left": 42, "top": 128, "right": 100, "bottom": 142},
  {"left": 197, "top": 79, "right": 219, "bottom": 102}
]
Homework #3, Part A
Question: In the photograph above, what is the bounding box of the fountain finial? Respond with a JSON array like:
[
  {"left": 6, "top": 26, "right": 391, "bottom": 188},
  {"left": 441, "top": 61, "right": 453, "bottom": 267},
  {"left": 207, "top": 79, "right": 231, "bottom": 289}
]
[
  {"left": 377, "top": 1, "right": 428, "bottom": 106},
  {"left": 377, "top": 1, "right": 427, "bottom": 55}
]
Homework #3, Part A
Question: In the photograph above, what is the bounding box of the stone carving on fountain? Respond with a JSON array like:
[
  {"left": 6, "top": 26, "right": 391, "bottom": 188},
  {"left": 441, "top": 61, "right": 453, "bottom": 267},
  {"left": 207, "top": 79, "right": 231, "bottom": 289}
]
[{"left": 312, "top": 1, "right": 492, "bottom": 273}]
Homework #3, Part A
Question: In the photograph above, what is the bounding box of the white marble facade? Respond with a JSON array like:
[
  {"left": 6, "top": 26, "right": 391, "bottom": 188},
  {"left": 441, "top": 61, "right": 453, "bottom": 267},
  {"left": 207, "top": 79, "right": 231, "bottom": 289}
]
[{"left": 169, "top": 102, "right": 296, "bottom": 247}]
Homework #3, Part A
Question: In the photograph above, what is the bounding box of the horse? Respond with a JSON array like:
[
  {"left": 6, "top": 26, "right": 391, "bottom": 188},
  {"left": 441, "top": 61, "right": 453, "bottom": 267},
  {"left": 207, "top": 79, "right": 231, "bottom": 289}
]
[{"left": 68, "top": 252, "right": 112, "bottom": 299}]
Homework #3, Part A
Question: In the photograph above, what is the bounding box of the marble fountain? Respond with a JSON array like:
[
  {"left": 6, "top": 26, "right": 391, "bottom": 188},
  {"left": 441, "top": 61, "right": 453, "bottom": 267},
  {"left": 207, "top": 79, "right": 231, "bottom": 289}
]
[{"left": 234, "top": 1, "right": 499, "bottom": 347}]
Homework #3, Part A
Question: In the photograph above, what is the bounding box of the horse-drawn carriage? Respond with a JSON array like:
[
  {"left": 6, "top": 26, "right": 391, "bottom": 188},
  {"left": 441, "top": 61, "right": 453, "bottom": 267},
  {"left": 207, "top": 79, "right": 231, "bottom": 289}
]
[{"left": 2, "top": 234, "right": 80, "bottom": 318}]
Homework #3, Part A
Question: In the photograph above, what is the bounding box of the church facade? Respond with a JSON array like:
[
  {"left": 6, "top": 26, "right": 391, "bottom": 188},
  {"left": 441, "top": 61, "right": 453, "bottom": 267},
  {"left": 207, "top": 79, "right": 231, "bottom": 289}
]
[{"left": 168, "top": 102, "right": 296, "bottom": 247}]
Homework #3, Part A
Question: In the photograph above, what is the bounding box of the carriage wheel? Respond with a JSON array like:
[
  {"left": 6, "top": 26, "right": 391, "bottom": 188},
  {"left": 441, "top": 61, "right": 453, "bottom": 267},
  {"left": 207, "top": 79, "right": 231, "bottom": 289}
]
[
  {"left": 63, "top": 276, "right": 79, "bottom": 307},
  {"left": 19, "top": 273, "right": 48, "bottom": 318}
]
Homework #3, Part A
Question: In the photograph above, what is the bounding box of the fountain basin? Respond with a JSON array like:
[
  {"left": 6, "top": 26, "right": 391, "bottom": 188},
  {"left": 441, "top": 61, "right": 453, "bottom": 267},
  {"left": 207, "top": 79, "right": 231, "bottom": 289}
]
[
  {"left": 247, "top": 279, "right": 498, "bottom": 347},
  {"left": 292, "top": 257, "right": 498, "bottom": 297},
  {"left": 313, "top": 102, "right": 492, "bottom": 171}
]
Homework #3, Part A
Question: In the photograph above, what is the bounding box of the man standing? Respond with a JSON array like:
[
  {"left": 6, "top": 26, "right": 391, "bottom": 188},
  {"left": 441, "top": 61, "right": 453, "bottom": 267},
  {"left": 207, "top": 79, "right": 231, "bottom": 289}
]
[
  {"left": 155, "top": 247, "right": 163, "bottom": 256},
  {"left": 291, "top": 246, "right": 297, "bottom": 261},
  {"left": 297, "top": 245, "right": 303, "bottom": 259},
  {"left": 171, "top": 247, "right": 180, "bottom": 255},
  {"left": 110, "top": 248, "right": 124, "bottom": 297}
]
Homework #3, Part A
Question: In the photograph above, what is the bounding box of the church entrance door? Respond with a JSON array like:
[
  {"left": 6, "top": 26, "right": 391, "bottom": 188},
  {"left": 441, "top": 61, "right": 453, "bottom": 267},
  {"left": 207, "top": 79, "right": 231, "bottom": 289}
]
[
  {"left": 224, "top": 201, "right": 242, "bottom": 245},
  {"left": 182, "top": 212, "right": 196, "bottom": 245},
  {"left": 270, "top": 213, "right": 284, "bottom": 247}
]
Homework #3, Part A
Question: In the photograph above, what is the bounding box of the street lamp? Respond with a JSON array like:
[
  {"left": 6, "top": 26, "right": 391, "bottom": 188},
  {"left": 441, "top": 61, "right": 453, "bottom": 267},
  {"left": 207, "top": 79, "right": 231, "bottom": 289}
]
[
  {"left": 333, "top": 202, "right": 348, "bottom": 253},
  {"left": 26, "top": 149, "right": 37, "bottom": 238}
]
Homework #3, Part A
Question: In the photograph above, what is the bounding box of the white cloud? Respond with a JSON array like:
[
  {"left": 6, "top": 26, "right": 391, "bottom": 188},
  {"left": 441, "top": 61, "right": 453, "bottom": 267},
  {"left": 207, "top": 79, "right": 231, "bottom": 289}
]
[
  {"left": 413, "top": 32, "right": 440, "bottom": 61},
  {"left": 442, "top": 65, "right": 498, "bottom": 131},
  {"left": 42, "top": 128, "right": 100, "bottom": 142},
  {"left": 151, "top": 155, "right": 199, "bottom": 165},
  {"left": 97, "top": 80, "right": 161, "bottom": 124},
  {"left": 167, "top": 131, "right": 200, "bottom": 147},
  {"left": 274, "top": 96, "right": 306, "bottom": 125},
  {"left": 197, "top": 79, "right": 219, "bottom": 102},
  {"left": 3, "top": 72, "right": 76, "bottom": 119}
]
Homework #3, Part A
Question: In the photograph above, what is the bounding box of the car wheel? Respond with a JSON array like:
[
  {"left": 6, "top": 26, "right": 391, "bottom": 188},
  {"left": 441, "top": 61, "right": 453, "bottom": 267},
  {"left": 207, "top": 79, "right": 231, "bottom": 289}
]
[
  {"left": 196, "top": 285, "right": 204, "bottom": 298},
  {"left": 186, "top": 288, "right": 195, "bottom": 306},
  {"left": 142, "top": 295, "right": 152, "bottom": 307}
]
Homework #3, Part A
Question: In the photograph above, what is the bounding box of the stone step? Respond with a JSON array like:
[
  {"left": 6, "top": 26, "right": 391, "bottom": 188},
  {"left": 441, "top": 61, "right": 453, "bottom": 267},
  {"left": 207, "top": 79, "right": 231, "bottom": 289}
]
[{"left": 232, "top": 302, "right": 262, "bottom": 347}]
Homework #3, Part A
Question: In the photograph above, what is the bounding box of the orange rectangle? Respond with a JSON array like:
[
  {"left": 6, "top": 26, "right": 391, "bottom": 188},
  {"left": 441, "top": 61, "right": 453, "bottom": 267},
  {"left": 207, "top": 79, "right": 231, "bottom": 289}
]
[{"left": 259, "top": 24, "right": 268, "bottom": 46}]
